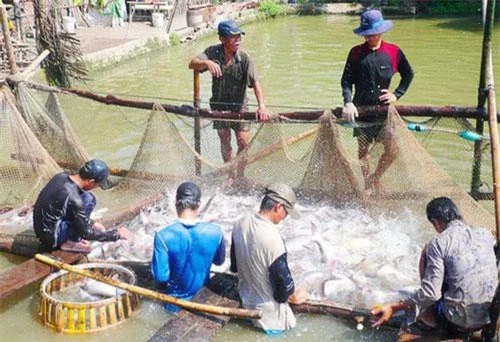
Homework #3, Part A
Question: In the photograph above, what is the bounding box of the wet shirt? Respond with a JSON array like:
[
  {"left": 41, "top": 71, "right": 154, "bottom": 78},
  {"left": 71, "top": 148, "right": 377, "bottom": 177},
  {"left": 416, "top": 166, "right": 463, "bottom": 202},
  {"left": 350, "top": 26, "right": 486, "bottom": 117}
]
[
  {"left": 411, "top": 220, "right": 498, "bottom": 329},
  {"left": 341, "top": 41, "right": 414, "bottom": 107},
  {"left": 197, "top": 44, "right": 258, "bottom": 112},
  {"left": 33, "top": 172, "right": 119, "bottom": 250},
  {"left": 230, "top": 213, "right": 296, "bottom": 332},
  {"left": 152, "top": 220, "right": 225, "bottom": 306}
]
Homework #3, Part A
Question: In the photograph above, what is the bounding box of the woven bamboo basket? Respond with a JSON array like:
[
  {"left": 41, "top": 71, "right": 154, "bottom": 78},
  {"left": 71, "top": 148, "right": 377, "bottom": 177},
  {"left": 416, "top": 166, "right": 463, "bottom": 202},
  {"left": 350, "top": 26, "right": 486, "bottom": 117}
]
[{"left": 39, "top": 263, "right": 140, "bottom": 333}]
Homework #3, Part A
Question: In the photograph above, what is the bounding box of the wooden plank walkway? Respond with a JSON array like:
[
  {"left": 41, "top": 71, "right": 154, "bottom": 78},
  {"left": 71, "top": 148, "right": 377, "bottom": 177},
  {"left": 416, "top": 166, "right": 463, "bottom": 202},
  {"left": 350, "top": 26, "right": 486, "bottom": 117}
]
[
  {"left": 148, "top": 273, "right": 240, "bottom": 342},
  {"left": 0, "top": 250, "right": 84, "bottom": 300}
]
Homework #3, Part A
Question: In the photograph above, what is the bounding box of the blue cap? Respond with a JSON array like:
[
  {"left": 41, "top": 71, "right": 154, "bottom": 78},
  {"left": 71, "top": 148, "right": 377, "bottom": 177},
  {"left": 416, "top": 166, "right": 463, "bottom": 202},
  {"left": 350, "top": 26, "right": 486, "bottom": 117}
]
[
  {"left": 79, "top": 159, "right": 110, "bottom": 189},
  {"left": 353, "top": 10, "right": 392, "bottom": 36},
  {"left": 218, "top": 20, "right": 245, "bottom": 37}
]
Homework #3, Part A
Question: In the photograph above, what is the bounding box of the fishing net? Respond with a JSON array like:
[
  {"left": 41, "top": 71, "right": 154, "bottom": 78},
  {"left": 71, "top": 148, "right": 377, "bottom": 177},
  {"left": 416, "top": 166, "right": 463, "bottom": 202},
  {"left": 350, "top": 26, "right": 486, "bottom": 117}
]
[
  {"left": 0, "top": 85, "right": 61, "bottom": 208},
  {"left": 0, "top": 83, "right": 495, "bottom": 235},
  {"left": 15, "top": 82, "right": 89, "bottom": 167}
]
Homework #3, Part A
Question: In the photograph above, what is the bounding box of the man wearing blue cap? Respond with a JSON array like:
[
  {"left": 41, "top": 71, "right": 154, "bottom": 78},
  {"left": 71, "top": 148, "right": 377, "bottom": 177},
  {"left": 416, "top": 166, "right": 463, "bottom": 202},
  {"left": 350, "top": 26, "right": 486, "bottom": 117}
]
[
  {"left": 33, "top": 159, "right": 130, "bottom": 253},
  {"left": 189, "top": 19, "right": 270, "bottom": 179},
  {"left": 341, "top": 9, "right": 414, "bottom": 198},
  {"left": 152, "top": 181, "right": 225, "bottom": 312}
]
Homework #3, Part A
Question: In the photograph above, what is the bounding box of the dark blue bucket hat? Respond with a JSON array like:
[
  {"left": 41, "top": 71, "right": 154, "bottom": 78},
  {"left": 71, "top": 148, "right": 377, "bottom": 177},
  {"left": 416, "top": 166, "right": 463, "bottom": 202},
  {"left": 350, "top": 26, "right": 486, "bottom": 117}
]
[
  {"left": 218, "top": 19, "right": 245, "bottom": 37},
  {"left": 353, "top": 10, "right": 392, "bottom": 36},
  {"left": 79, "top": 159, "right": 110, "bottom": 189}
]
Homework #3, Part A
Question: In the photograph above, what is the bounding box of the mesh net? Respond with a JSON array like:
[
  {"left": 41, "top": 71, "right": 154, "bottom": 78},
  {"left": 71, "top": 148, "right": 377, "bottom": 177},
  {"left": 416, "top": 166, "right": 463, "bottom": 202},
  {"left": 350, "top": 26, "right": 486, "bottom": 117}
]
[
  {"left": 0, "top": 85, "right": 61, "bottom": 208},
  {"left": 0, "top": 83, "right": 496, "bottom": 234}
]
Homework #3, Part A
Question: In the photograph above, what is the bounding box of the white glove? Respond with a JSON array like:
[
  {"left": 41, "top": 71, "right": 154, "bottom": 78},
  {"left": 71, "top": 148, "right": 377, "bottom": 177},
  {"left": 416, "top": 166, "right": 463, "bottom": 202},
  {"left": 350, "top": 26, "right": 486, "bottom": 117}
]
[{"left": 342, "top": 102, "right": 358, "bottom": 123}]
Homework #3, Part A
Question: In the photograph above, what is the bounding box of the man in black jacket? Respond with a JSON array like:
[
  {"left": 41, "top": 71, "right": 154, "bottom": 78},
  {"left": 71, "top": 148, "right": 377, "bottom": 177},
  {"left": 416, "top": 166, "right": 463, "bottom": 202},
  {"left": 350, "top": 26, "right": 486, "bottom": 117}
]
[
  {"left": 341, "top": 9, "right": 414, "bottom": 198},
  {"left": 33, "top": 159, "right": 129, "bottom": 253}
]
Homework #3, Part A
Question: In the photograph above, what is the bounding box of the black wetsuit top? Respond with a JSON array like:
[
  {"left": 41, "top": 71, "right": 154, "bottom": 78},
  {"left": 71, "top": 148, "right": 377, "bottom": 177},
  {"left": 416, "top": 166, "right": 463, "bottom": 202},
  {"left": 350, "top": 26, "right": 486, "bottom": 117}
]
[
  {"left": 33, "top": 172, "right": 120, "bottom": 251},
  {"left": 341, "top": 40, "right": 414, "bottom": 107}
]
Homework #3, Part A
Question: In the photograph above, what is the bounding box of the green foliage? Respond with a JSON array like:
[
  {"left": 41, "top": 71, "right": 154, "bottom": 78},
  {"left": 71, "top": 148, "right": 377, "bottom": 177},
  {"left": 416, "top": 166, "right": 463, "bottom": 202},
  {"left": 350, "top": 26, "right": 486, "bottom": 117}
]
[
  {"left": 416, "top": 0, "right": 482, "bottom": 15},
  {"left": 169, "top": 33, "right": 181, "bottom": 46},
  {"left": 258, "top": 0, "right": 289, "bottom": 18}
]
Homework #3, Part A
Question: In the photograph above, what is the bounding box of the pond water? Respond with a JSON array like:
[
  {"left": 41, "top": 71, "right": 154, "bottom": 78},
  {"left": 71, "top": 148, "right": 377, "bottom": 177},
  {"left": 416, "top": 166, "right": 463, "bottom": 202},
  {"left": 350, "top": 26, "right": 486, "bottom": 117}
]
[{"left": 1, "top": 13, "right": 499, "bottom": 341}]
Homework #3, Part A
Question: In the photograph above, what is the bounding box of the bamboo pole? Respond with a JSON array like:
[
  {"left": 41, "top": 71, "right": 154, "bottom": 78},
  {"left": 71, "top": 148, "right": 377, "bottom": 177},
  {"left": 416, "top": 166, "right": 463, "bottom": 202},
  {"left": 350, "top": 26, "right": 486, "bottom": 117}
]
[
  {"left": 480, "top": 0, "right": 499, "bottom": 242},
  {"left": 0, "top": 0, "right": 18, "bottom": 74},
  {"left": 194, "top": 70, "right": 201, "bottom": 175},
  {"left": 290, "top": 299, "right": 402, "bottom": 330},
  {"left": 487, "top": 89, "right": 499, "bottom": 242},
  {"left": 45, "top": 86, "right": 495, "bottom": 121},
  {"left": 165, "top": 0, "right": 179, "bottom": 34},
  {"left": 472, "top": 0, "right": 494, "bottom": 198},
  {"left": 35, "top": 254, "right": 262, "bottom": 320},
  {"left": 17, "top": 49, "right": 50, "bottom": 79}
]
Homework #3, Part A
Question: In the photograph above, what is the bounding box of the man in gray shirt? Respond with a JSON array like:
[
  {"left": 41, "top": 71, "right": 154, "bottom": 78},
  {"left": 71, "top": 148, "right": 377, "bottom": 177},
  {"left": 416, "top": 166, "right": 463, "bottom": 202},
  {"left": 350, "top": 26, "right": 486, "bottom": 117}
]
[
  {"left": 230, "top": 183, "right": 308, "bottom": 334},
  {"left": 372, "top": 197, "right": 498, "bottom": 340}
]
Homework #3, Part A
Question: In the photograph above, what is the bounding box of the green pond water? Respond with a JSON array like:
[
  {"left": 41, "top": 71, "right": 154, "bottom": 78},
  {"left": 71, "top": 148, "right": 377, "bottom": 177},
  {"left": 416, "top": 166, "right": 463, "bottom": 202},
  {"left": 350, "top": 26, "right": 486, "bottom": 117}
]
[{"left": 1, "top": 13, "right": 499, "bottom": 341}]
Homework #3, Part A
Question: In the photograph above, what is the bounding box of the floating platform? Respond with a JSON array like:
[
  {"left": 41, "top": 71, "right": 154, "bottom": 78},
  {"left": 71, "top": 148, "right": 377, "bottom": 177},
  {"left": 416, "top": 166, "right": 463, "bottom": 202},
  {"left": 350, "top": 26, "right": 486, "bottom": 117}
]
[
  {"left": 0, "top": 250, "right": 85, "bottom": 300},
  {"left": 148, "top": 272, "right": 239, "bottom": 342}
]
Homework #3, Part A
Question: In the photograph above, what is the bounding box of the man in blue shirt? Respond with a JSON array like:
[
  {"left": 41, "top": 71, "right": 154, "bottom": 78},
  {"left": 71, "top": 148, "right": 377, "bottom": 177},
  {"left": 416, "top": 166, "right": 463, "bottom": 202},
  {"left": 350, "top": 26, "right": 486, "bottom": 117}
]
[{"left": 152, "top": 181, "right": 225, "bottom": 312}]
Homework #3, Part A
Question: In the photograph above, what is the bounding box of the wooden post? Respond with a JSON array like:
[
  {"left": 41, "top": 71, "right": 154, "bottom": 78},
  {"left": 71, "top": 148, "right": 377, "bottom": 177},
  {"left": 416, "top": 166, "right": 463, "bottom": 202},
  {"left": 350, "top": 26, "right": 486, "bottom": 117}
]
[
  {"left": 166, "top": 0, "right": 179, "bottom": 34},
  {"left": 472, "top": 0, "right": 495, "bottom": 198},
  {"left": 480, "top": 0, "right": 499, "bottom": 242},
  {"left": 488, "top": 89, "right": 499, "bottom": 242},
  {"left": 0, "top": 1, "right": 18, "bottom": 74},
  {"left": 194, "top": 70, "right": 202, "bottom": 175}
]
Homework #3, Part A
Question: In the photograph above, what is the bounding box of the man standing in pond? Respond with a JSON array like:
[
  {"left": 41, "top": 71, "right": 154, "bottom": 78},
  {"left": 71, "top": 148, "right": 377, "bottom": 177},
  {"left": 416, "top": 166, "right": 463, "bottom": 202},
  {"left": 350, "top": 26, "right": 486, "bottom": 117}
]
[
  {"left": 371, "top": 197, "right": 498, "bottom": 341},
  {"left": 230, "top": 183, "right": 308, "bottom": 334},
  {"left": 341, "top": 9, "right": 414, "bottom": 198},
  {"left": 33, "top": 159, "right": 130, "bottom": 253},
  {"left": 188, "top": 19, "right": 270, "bottom": 180},
  {"left": 152, "top": 181, "right": 225, "bottom": 312}
]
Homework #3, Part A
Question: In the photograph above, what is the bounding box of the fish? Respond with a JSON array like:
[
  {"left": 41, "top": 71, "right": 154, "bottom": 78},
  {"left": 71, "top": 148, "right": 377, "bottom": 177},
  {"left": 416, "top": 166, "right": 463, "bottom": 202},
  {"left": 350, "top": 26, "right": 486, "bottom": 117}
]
[
  {"left": 81, "top": 278, "right": 125, "bottom": 298},
  {"left": 0, "top": 206, "right": 32, "bottom": 226},
  {"left": 84, "top": 190, "right": 426, "bottom": 309},
  {"left": 309, "top": 221, "right": 333, "bottom": 263},
  {"left": 323, "top": 273, "right": 357, "bottom": 302}
]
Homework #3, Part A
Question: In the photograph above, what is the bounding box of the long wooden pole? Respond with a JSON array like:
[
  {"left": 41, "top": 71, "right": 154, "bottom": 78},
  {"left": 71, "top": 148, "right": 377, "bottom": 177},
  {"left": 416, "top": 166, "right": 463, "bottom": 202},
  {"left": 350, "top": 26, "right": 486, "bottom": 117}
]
[
  {"left": 194, "top": 70, "right": 201, "bottom": 175},
  {"left": 488, "top": 88, "right": 500, "bottom": 242},
  {"left": 44, "top": 86, "right": 497, "bottom": 121},
  {"left": 35, "top": 253, "right": 262, "bottom": 320},
  {"left": 290, "top": 299, "right": 401, "bottom": 330},
  {"left": 480, "top": 0, "right": 499, "bottom": 242},
  {"left": 0, "top": 0, "right": 18, "bottom": 74},
  {"left": 472, "top": 0, "right": 495, "bottom": 198},
  {"left": 165, "top": 0, "right": 179, "bottom": 34}
]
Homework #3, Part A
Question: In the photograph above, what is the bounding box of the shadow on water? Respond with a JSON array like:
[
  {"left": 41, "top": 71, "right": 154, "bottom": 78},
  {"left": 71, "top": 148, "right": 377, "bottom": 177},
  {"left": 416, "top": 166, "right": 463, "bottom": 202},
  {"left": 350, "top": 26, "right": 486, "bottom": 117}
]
[{"left": 384, "top": 14, "right": 487, "bottom": 33}]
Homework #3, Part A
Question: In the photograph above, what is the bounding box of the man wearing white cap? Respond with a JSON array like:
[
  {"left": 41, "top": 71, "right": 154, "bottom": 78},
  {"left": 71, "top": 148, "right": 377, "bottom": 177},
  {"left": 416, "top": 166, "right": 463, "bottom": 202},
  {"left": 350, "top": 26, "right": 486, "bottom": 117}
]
[
  {"left": 230, "top": 183, "right": 308, "bottom": 335},
  {"left": 341, "top": 9, "right": 414, "bottom": 198}
]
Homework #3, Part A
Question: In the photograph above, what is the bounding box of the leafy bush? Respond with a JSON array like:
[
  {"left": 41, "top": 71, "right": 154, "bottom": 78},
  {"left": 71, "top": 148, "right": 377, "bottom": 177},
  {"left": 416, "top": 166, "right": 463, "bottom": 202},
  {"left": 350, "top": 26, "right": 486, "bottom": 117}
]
[
  {"left": 415, "top": 0, "right": 482, "bottom": 14},
  {"left": 258, "top": 0, "right": 290, "bottom": 18},
  {"left": 169, "top": 33, "right": 181, "bottom": 46}
]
